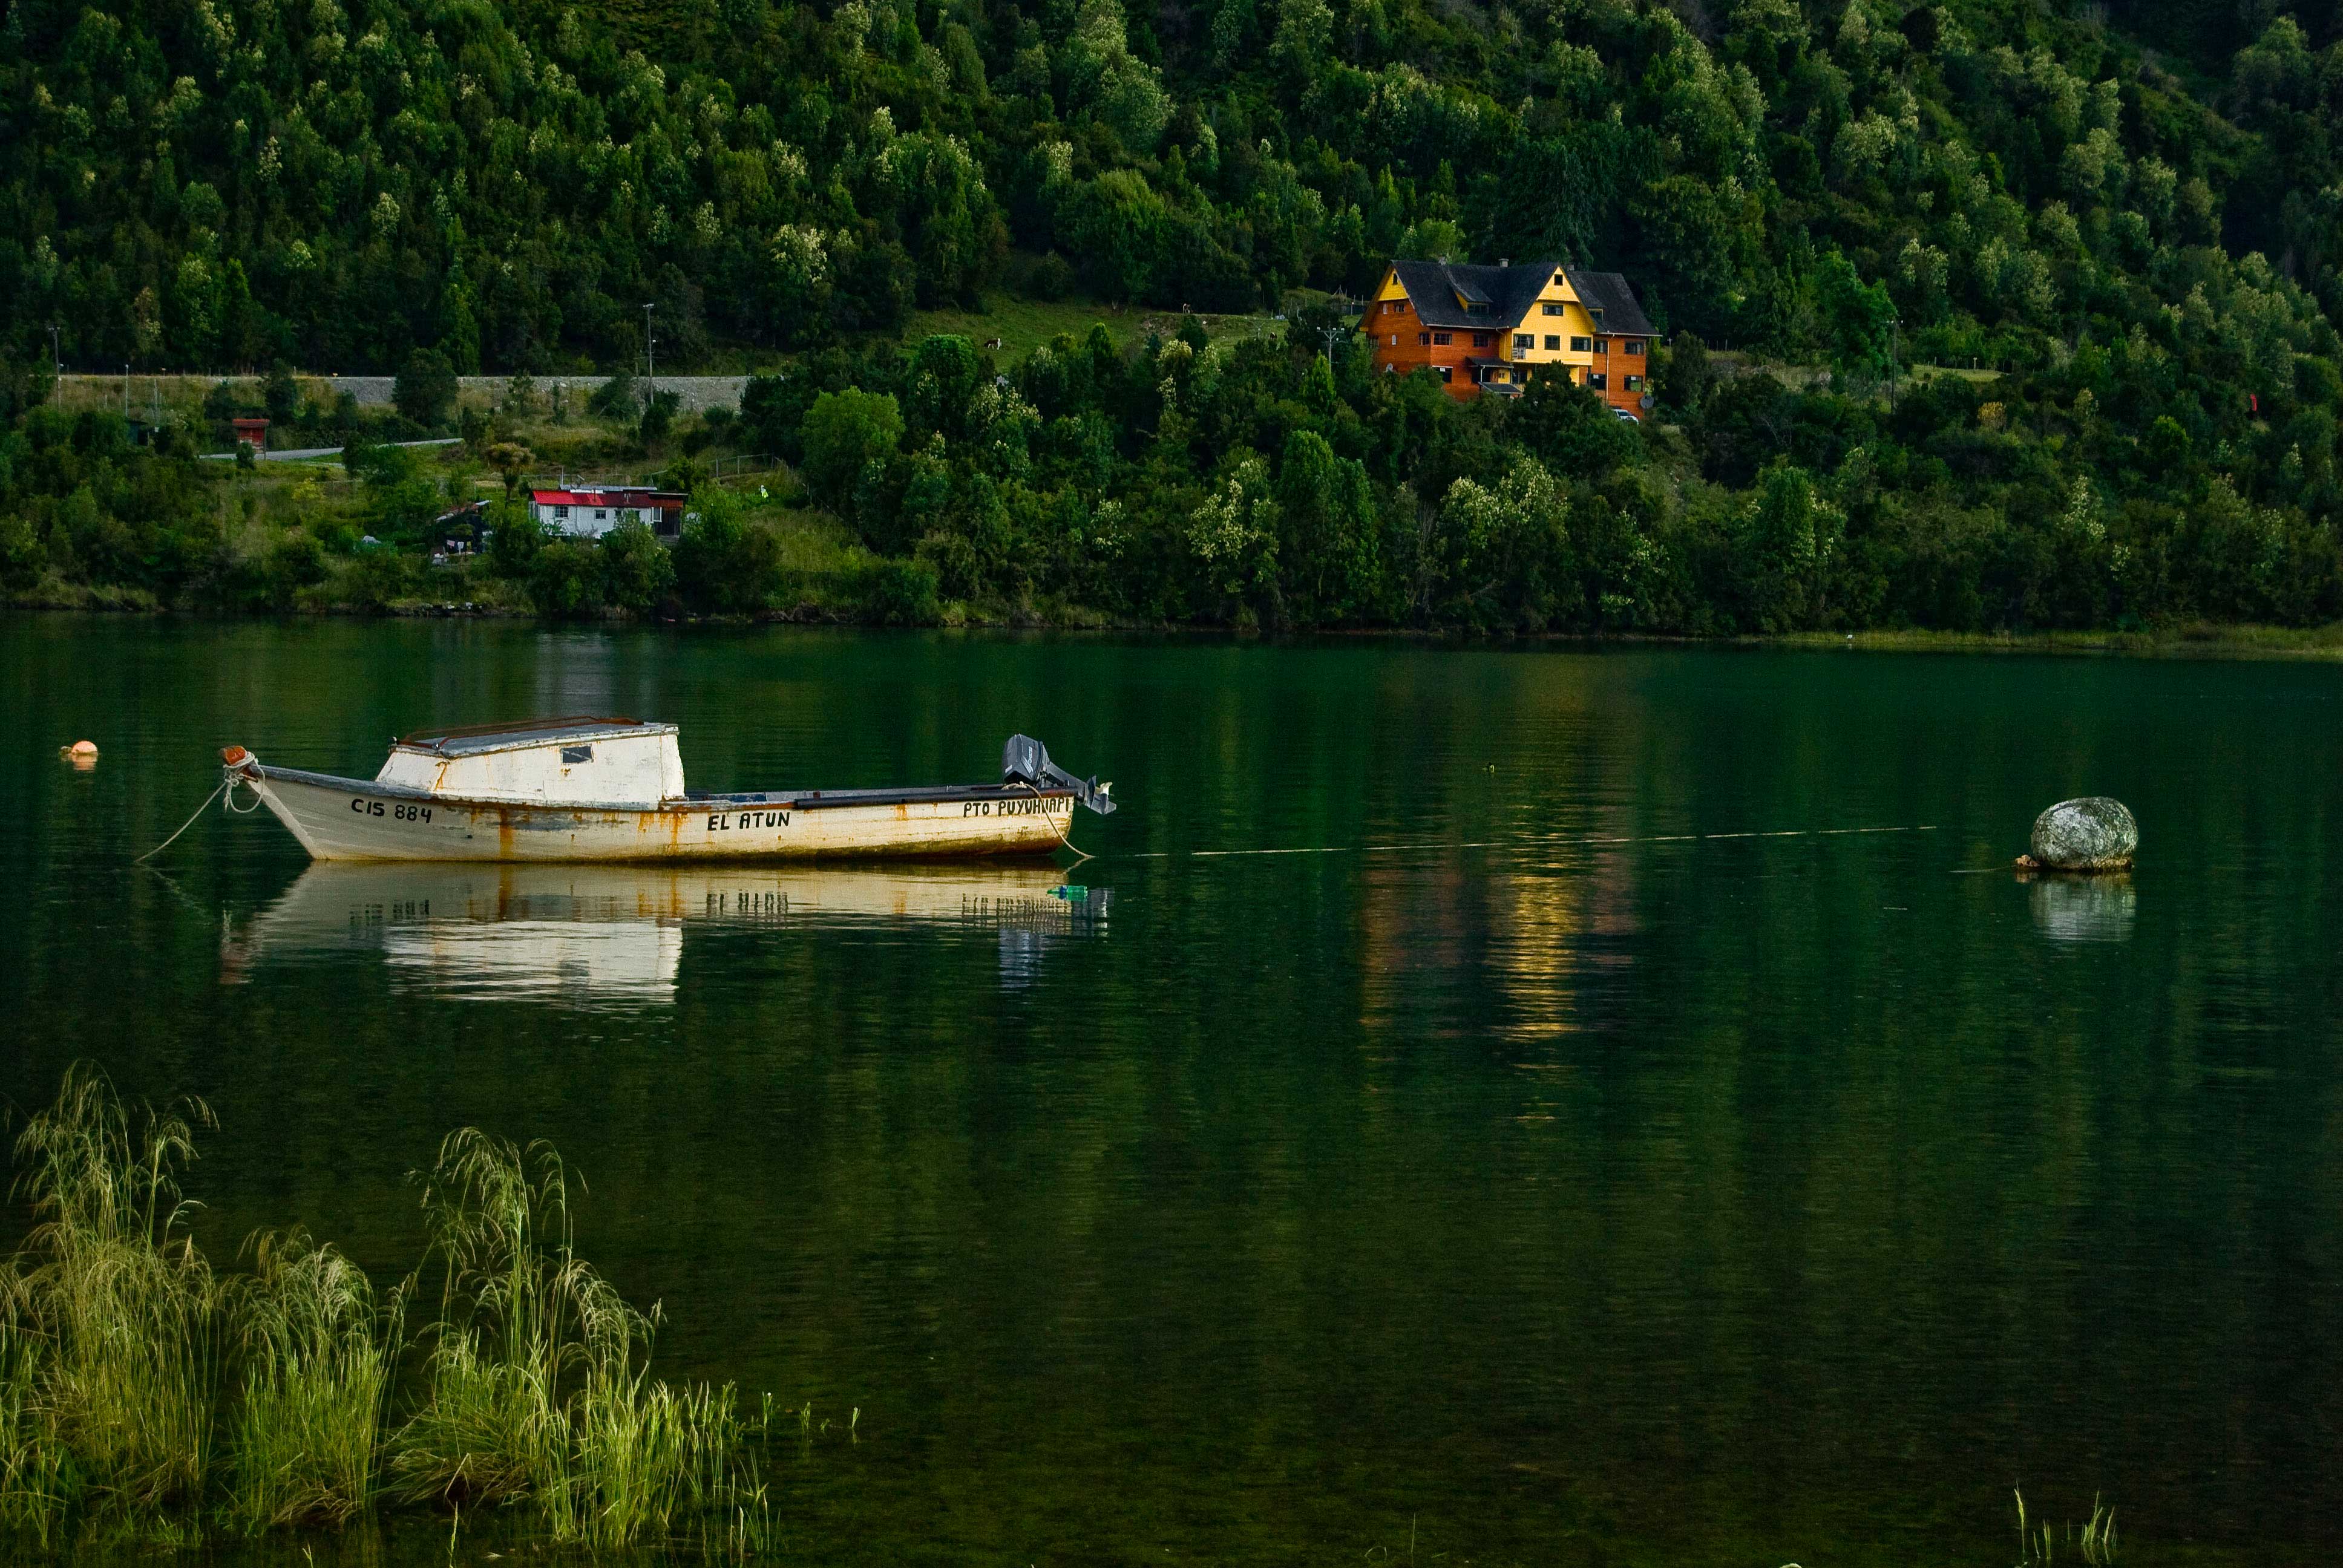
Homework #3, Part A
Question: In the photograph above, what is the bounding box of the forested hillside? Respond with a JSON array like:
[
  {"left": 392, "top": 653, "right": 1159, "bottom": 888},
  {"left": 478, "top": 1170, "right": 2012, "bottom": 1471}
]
[{"left": 7, "top": 0, "right": 2343, "bottom": 632}]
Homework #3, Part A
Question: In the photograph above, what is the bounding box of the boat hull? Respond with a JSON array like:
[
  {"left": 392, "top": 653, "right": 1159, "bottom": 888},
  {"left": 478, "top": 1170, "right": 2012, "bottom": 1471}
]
[{"left": 244, "top": 765, "right": 1077, "bottom": 863}]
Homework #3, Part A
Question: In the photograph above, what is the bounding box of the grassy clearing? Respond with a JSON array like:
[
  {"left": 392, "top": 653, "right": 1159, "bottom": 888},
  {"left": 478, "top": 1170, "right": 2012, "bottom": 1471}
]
[
  {"left": 904, "top": 293, "right": 1283, "bottom": 362},
  {"left": 0, "top": 1066, "right": 804, "bottom": 1557}
]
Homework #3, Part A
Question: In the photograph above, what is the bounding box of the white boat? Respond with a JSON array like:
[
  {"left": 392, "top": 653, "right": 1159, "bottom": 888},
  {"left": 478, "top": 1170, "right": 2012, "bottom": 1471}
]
[{"left": 218, "top": 719, "right": 1116, "bottom": 863}]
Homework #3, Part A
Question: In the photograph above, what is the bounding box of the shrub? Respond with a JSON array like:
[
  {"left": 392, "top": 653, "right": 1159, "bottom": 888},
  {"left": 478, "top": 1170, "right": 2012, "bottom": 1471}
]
[
  {"left": 599, "top": 520, "right": 678, "bottom": 613},
  {"left": 855, "top": 558, "right": 942, "bottom": 624},
  {"left": 672, "top": 490, "right": 784, "bottom": 615},
  {"left": 340, "top": 546, "right": 415, "bottom": 612},
  {"left": 528, "top": 540, "right": 605, "bottom": 617}
]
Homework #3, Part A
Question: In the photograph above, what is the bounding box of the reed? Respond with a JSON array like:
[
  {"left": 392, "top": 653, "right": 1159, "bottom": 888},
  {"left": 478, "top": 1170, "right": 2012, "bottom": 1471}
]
[
  {"left": 226, "top": 1229, "right": 401, "bottom": 1530},
  {"left": 0, "top": 1070, "right": 790, "bottom": 1556},
  {"left": 2016, "top": 1488, "right": 2120, "bottom": 1567},
  {"left": 390, "top": 1129, "right": 755, "bottom": 1550},
  {"left": 9, "top": 1065, "right": 223, "bottom": 1508},
  {"left": 0, "top": 1270, "right": 71, "bottom": 1544}
]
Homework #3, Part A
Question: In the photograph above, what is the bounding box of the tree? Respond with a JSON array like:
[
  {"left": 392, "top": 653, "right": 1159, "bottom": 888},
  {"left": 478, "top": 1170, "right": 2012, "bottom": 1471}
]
[
  {"left": 393, "top": 349, "right": 459, "bottom": 428},
  {"left": 263, "top": 363, "right": 303, "bottom": 425},
  {"left": 1274, "top": 431, "right": 1380, "bottom": 622},
  {"left": 800, "top": 389, "right": 905, "bottom": 513},
  {"left": 484, "top": 443, "right": 537, "bottom": 498},
  {"left": 1814, "top": 251, "right": 1896, "bottom": 377},
  {"left": 1657, "top": 333, "right": 1713, "bottom": 419},
  {"left": 488, "top": 497, "right": 548, "bottom": 578},
  {"left": 640, "top": 390, "right": 680, "bottom": 448},
  {"left": 1735, "top": 462, "right": 1844, "bottom": 630}
]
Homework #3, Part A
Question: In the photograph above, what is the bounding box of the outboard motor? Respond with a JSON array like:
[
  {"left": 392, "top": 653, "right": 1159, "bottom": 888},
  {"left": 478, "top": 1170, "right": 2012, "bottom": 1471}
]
[{"left": 1001, "top": 734, "right": 1117, "bottom": 815}]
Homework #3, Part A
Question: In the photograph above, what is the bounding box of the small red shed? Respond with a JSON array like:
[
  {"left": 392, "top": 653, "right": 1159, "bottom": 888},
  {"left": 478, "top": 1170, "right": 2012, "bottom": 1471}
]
[{"left": 231, "top": 417, "right": 269, "bottom": 454}]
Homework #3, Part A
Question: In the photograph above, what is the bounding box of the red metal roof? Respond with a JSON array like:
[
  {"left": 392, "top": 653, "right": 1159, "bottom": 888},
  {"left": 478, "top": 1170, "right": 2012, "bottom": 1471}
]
[{"left": 529, "top": 488, "right": 685, "bottom": 507}]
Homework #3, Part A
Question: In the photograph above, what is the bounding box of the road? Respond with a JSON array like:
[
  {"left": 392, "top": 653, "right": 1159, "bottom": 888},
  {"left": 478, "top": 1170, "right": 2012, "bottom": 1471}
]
[{"left": 200, "top": 437, "right": 461, "bottom": 463}]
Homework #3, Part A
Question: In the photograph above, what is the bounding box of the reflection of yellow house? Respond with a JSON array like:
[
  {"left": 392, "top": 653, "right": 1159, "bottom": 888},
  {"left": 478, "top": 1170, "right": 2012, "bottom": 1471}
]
[{"left": 1363, "top": 259, "right": 1657, "bottom": 412}]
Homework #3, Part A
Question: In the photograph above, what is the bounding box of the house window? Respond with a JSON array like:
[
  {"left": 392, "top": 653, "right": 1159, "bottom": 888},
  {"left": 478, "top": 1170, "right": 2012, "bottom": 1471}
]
[
  {"left": 1418, "top": 332, "right": 1430, "bottom": 345},
  {"left": 1627, "top": 339, "right": 1645, "bottom": 355},
  {"left": 594, "top": 509, "right": 608, "bottom": 521},
  {"left": 1542, "top": 302, "right": 1565, "bottom": 316},
  {"left": 1553, "top": 272, "right": 1567, "bottom": 286},
  {"left": 1437, "top": 367, "right": 1452, "bottom": 383},
  {"left": 1513, "top": 333, "right": 1534, "bottom": 352},
  {"left": 1545, "top": 335, "right": 1561, "bottom": 351},
  {"left": 1590, "top": 309, "right": 1605, "bottom": 328},
  {"left": 554, "top": 505, "right": 570, "bottom": 520},
  {"left": 1389, "top": 335, "right": 1398, "bottom": 347},
  {"left": 1570, "top": 336, "right": 1591, "bottom": 353},
  {"left": 1472, "top": 332, "right": 1492, "bottom": 348},
  {"left": 1625, "top": 375, "right": 1643, "bottom": 391},
  {"left": 1588, "top": 373, "right": 1607, "bottom": 390},
  {"left": 1593, "top": 339, "right": 1608, "bottom": 354},
  {"left": 1432, "top": 332, "right": 1451, "bottom": 345}
]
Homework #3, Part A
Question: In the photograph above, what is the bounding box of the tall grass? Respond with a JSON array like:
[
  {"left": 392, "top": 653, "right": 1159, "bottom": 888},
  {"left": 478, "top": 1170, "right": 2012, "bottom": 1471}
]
[
  {"left": 226, "top": 1229, "right": 401, "bottom": 1529},
  {"left": 0, "top": 1270, "right": 70, "bottom": 1544},
  {"left": 391, "top": 1128, "right": 758, "bottom": 1549},
  {"left": 2016, "top": 1488, "right": 2120, "bottom": 1566},
  {"left": 0, "top": 1069, "right": 787, "bottom": 1555},
  {"left": 10, "top": 1065, "right": 223, "bottom": 1509}
]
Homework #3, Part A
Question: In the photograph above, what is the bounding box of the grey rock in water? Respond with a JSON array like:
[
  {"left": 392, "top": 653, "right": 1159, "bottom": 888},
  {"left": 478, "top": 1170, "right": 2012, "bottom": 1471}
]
[{"left": 2027, "top": 797, "right": 2138, "bottom": 870}]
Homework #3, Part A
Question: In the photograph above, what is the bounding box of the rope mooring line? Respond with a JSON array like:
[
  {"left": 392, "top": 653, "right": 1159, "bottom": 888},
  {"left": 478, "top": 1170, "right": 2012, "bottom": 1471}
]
[
  {"left": 134, "top": 778, "right": 230, "bottom": 863},
  {"left": 134, "top": 773, "right": 261, "bottom": 862},
  {"left": 1124, "top": 825, "right": 1939, "bottom": 860}
]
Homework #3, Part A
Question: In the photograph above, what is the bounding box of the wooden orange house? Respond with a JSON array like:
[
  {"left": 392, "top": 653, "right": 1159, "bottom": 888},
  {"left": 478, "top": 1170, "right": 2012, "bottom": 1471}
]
[{"left": 1362, "top": 259, "right": 1657, "bottom": 413}]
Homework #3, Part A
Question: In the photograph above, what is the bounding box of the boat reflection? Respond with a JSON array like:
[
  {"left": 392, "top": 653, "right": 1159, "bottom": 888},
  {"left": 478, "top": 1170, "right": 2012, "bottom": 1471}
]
[{"left": 223, "top": 861, "right": 1109, "bottom": 1003}]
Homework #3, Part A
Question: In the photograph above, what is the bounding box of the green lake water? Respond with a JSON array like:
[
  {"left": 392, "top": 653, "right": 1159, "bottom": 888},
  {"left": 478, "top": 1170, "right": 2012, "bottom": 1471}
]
[{"left": 2, "top": 616, "right": 2339, "bottom": 1565}]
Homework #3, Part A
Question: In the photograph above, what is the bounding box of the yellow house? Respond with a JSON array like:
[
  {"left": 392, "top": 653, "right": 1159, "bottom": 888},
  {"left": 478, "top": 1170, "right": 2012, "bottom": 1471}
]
[{"left": 1364, "top": 258, "right": 1659, "bottom": 411}]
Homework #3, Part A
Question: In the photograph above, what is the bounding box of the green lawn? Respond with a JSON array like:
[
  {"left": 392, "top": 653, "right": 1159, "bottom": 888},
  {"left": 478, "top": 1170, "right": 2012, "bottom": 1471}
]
[{"left": 904, "top": 294, "right": 1284, "bottom": 362}]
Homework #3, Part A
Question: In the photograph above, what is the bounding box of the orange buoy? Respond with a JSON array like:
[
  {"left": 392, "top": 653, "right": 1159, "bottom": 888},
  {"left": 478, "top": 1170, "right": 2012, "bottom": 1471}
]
[{"left": 59, "top": 740, "right": 98, "bottom": 759}]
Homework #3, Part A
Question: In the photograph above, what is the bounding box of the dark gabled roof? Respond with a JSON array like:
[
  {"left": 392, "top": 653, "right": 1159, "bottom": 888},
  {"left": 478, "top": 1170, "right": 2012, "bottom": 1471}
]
[
  {"left": 1563, "top": 269, "right": 1657, "bottom": 337},
  {"left": 1387, "top": 258, "right": 1561, "bottom": 329}
]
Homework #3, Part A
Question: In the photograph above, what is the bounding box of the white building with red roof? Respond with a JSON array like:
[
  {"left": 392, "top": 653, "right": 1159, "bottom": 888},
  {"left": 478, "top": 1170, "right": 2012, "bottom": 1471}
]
[{"left": 530, "top": 486, "right": 688, "bottom": 540}]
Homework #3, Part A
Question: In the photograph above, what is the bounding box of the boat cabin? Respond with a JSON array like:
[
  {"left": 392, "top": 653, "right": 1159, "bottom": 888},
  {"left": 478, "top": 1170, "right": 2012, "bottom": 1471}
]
[{"left": 375, "top": 717, "right": 685, "bottom": 808}]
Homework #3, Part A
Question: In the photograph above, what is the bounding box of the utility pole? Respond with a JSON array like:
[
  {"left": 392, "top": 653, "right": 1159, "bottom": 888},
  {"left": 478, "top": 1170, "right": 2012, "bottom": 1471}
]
[
  {"left": 123, "top": 363, "right": 130, "bottom": 417},
  {"left": 1317, "top": 324, "right": 1346, "bottom": 379},
  {"left": 48, "top": 324, "right": 61, "bottom": 381},
  {"left": 1887, "top": 313, "right": 1900, "bottom": 407}
]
